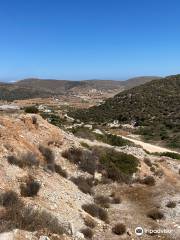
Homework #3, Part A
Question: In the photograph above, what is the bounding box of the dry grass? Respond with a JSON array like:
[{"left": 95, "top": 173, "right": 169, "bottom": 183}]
[
  {"left": 82, "top": 204, "right": 109, "bottom": 223},
  {"left": 94, "top": 195, "right": 110, "bottom": 208},
  {"left": 112, "top": 223, "right": 126, "bottom": 235},
  {"left": 80, "top": 227, "right": 93, "bottom": 239},
  {"left": 147, "top": 208, "right": 164, "bottom": 220}
]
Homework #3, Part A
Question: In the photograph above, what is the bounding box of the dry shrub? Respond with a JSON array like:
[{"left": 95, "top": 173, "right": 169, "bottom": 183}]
[
  {"left": 80, "top": 227, "right": 93, "bottom": 239},
  {"left": 20, "top": 177, "right": 40, "bottom": 197},
  {"left": 0, "top": 190, "right": 66, "bottom": 235},
  {"left": 144, "top": 158, "right": 152, "bottom": 167},
  {"left": 1, "top": 191, "right": 19, "bottom": 207},
  {"left": 62, "top": 147, "right": 82, "bottom": 164},
  {"left": 71, "top": 177, "right": 94, "bottom": 195},
  {"left": 54, "top": 164, "right": 68, "bottom": 178},
  {"left": 62, "top": 147, "right": 97, "bottom": 175},
  {"left": 94, "top": 195, "right": 110, "bottom": 208},
  {"left": 7, "top": 152, "right": 39, "bottom": 169},
  {"left": 111, "top": 195, "right": 121, "bottom": 204},
  {"left": 82, "top": 204, "right": 109, "bottom": 223},
  {"left": 84, "top": 215, "right": 96, "bottom": 229},
  {"left": 166, "top": 201, "right": 176, "bottom": 208},
  {"left": 142, "top": 176, "right": 155, "bottom": 186},
  {"left": 112, "top": 223, "right": 126, "bottom": 235},
  {"left": 39, "top": 145, "right": 55, "bottom": 165},
  {"left": 147, "top": 209, "right": 164, "bottom": 220}
]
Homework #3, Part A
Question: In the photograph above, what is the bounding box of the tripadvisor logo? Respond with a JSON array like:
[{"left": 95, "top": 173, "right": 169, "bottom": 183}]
[{"left": 135, "top": 227, "right": 144, "bottom": 236}]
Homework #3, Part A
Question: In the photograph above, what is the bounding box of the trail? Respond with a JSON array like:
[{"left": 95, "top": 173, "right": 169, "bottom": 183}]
[{"left": 120, "top": 135, "right": 179, "bottom": 153}]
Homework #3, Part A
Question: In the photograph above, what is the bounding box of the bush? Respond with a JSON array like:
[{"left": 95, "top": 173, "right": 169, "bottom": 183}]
[
  {"left": 144, "top": 158, "right": 152, "bottom": 167},
  {"left": 160, "top": 152, "right": 180, "bottom": 160},
  {"left": 32, "top": 116, "right": 38, "bottom": 125},
  {"left": 111, "top": 195, "right": 121, "bottom": 204},
  {"left": 147, "top": 209, "right": 164, "bottom": 220},
  {"left": 112, "top": 223, "right": 126, "bottom": 235},
  {"left": 1, "top": 191, "right": 19, "bottom": 207},
  {"left": 71, "top": 177, "right": 94, "bottom": 195},
  {"left": 82, "top": 204, "right": 109, "bottom": 223},
  {"left": 62, "top": 147, "right": 83, "bottom": 164},
  {"left": 166, "top": 201, "right": 176, "bottom": 208},
  {"left": 54, "top": 164, "right": 68, "bottom": 178},
  {"left": 20, "top": 177, "right": 40, "bottom": 197},
  {"left": 80, "top": 227, "right": 93, "bottom": 239},
  {"left": 7, "top": 152, "right": 39, "bottom": 169},
  {"left": 142, "top": 176, "right": 155, "bottom": 186},
  {"left": 0, "top": 191, "right": 66, "bottom": 235},
  {"left": 96, "top": 133, "right": 133, "bottom": 147},
  {"left": 24, "top": 106, "right": 38, "bottom": 114},
  {"left": 99, "top": 149, "right": 139, "bottom": 182},
  {"left": 84, "top": 215, "right": 97, "bottom": 229},
  {"left": 94, "top": 195, "right": 110, "bottom": 208},
  {"left": 62, "top": 147, "right": 97, "bottom": 175},
  {"left": 39, "top": 145, "right": 55, "bottom": 171}
]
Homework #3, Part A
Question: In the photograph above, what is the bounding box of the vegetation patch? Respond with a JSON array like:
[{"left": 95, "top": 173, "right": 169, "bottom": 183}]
[
  {"left": 62, "top": 147, "right": 97, "bottom": 175},
  {"left": 82, "top": 204, "right": 109, "bottom": 223},
  {"left": 24, "top": 106, "right": 39, "bottom": 114},
  {"left": 20, "top": 177, "right": 41, "bottom": 197},
  {"left": 7, "top": 152, "right": 39, "bottom": 169},
  {"left": 84, "top": 215, "right": 97, "bottom": 229},
  {"left": 71, "top": 177, "right": 94, "bottom": 195},
  {"left": 80, "top": 227, "right": 93, "bottom": 239},
  {"left": 147, "top": 209, "right": 164, "bottom": 220},
  {"left": 94, "top": 195, "right": 110, "bottom": 208},
  {"left": 166, "top": 201, "right": 176, "bottom": 208},
  {"left": 112, "top": 223, "right": 126, "bottom": 235},
  {"left": 98, "top": 149, "right": 139, "bottom": 182}
]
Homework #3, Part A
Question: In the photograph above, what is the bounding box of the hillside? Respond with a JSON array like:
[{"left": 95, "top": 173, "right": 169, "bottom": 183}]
[
  {"left": 0, "top": 113, "right": 180, "bottom": 239},
  {"left": 70, "top": 75, "right": 180, "bottom": 149},
  {"left": 0, "top": 76, "right": 158, "bottom": 101}
]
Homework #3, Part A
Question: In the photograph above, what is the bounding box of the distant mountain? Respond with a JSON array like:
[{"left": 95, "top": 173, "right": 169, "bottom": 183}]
[
  {"left": 0, "top": 76, "right": 159, "bottom": 101},
  {"left": 70, "top": 75, "right": 180, "bottom": 149}
]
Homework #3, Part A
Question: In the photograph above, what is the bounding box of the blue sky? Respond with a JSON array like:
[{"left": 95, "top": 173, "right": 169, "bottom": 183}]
[{"left": 0, "top": 0, "right": 180, "bottom": 81}]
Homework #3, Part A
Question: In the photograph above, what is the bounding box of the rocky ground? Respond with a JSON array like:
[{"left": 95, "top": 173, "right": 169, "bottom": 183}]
[{"left": 0, "top": 113, "right": 179, "bottom": 240}]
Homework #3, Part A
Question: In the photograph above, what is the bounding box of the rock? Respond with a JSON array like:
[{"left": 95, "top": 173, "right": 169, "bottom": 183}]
[
  {"left": 39, "top": 236, "right": 50, "bottom": 240},
  {"left": 74, "top": 231, "right": 85, "bottom": 239},
  {"left": 0, "top": 232, "right": 14, "bottom": 240}
]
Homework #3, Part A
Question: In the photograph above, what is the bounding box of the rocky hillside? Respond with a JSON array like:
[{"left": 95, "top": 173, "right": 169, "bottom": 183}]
[
  {"left": 0, "top": 76, "right": 159, "bottom": 101},
  {"left": 0, "top": 113, "right": 180, "bottom": 240},
  {"left": 70, "top": 75, "right": 180, "bottom": 149}
]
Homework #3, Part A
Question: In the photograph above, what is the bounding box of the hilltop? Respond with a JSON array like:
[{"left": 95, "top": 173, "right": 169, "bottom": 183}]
[
  {"left": 0, "top": 76, "right": 159, "bottom": 101},
  {"left": 70, "top": 75, "right": 180, "bottom": 149}
]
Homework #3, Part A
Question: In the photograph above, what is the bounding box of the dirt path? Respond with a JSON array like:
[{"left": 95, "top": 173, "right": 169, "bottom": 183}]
[{"left": 120, "top": 135, "right": 179, "bottom": 153}]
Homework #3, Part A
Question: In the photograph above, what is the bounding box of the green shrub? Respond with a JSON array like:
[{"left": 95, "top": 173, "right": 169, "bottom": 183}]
[
  {"left": 24, "top": 106, "right": 38, "bottom": 114},
  {"left": 96, "top": 133, "right": 133, "bottom": 147},
  {"left": 160, "top": 152, "right": 180, "bottom": 160},
  {"left": 99, "top": 149, "right": 139, "bottom": 182}
]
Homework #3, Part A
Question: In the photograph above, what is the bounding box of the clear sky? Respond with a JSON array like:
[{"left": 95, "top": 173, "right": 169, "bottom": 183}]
[{"left": 0, "top": 0, "right": 180, "bottom": 81}]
